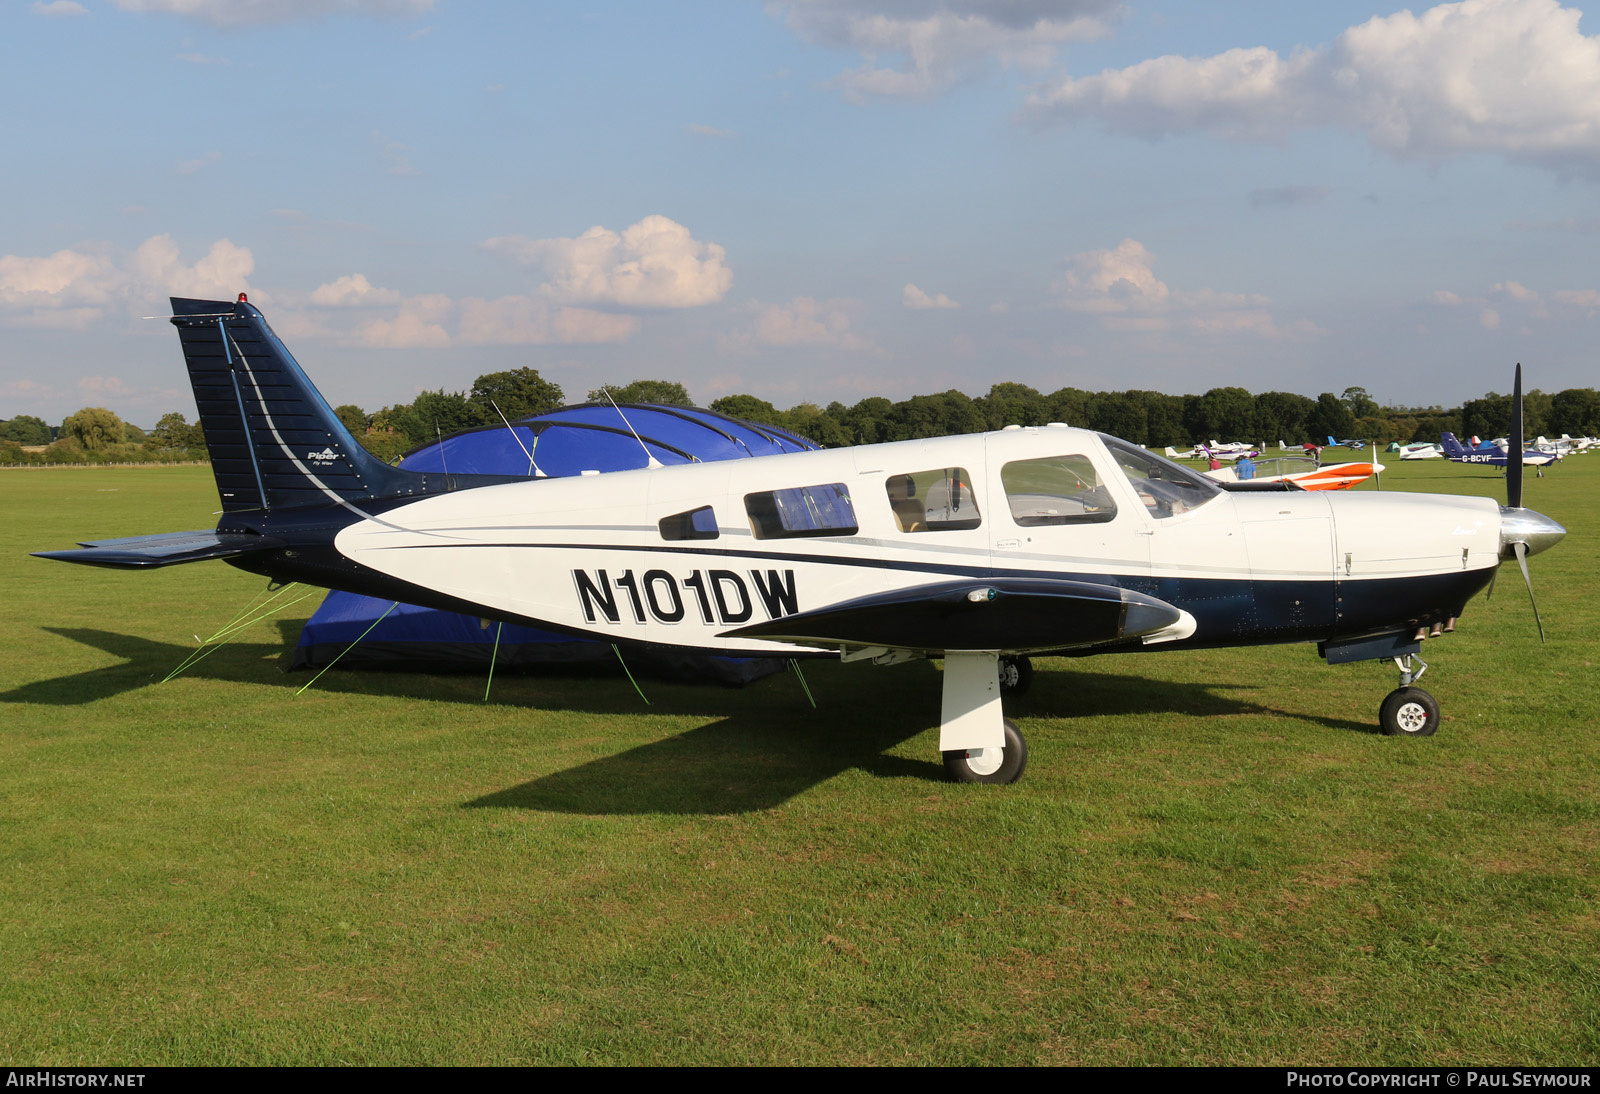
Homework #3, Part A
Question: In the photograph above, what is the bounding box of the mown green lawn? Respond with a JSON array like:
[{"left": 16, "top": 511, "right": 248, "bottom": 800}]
[{"left": 1, "top": 459, "right": 1595, "bottom": 1065}]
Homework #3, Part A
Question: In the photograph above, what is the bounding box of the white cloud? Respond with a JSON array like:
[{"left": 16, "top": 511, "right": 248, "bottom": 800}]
[
  {"left": 485, "top": 215, "right": 731, "bottom": 309},
  {"left": 749, "top": 296, "right": 865, "bottom": 347},
  {"left": 1480, "top": 307, "right": 1502, "bottom": 329},
  {"left": 0, "top": 236, "right": 251, "bottom": 329},
  {"left": 1554, "top": 288, "right": 1600, "bottom": 309},
  {"left": 133, "top": 235, "right": 253, "bottom": 300},
  {"left": 1492, "top": 280, "right": 1539, "bottom": 302},
  {"left": 112, "top": 0, "right": 432, "bottom": 26},
  {"left": 372, "top": 131, "right": 419, "bottom": 177},
  {"left": 456, "top": 295, "right": 639, "bottom": 345},
  {"left": 904, "top": 283, "right": 958, "bottom": 309},
  {"left": 310, "top": 273, "right": 402, "bottom": 307},
  {"left": 1055, "top": 238, "right": 1171, "bottom": 313},
  {"left": 773, "top": 0, "right": 1118, "bottom": 99},
  {"left": 356, "top": 293, "right": 451, "bottom": 349},
  {"left": 1025, "top": 0, "right": 1600, "bottom": 176},
  {"left": 33, "top": 2, "right": 88, "bottom": 16},
  {"left": 1432, "top": 289, "right": 1463, "bottom": 305},
  {"left": 1053, "top": 238, "right": 1321, "bottom": 340},
  {"left": 687, "top": 123, "right": 734, "bottom": 139}
]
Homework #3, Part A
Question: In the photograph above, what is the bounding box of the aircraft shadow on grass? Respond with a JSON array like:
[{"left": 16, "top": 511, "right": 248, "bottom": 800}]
[{"left": 11, "top": 626, "right": 1372, "bottom": 814}]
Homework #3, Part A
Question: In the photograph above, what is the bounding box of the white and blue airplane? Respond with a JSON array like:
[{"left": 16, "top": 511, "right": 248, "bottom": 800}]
[{"left": 34, "top": 297, "right": 1568, "bottom": 784}]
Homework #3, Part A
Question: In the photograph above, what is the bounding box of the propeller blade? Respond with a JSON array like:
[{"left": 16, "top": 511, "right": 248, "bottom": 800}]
[
  {"left": 1512, "top": 539, "right": 1546, "bottom": 643},
  {"left": 1508, "top": 362, "right": 1524, "bottom": 510}
]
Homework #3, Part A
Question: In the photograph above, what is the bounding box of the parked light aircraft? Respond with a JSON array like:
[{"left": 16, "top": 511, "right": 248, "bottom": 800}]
[
  {"left": 1203, "top": 455, "right": 1383, "bottom": 491},
  {"left": 33, "top": 298, "right": 1568, "bottom": 784},
  {"left": 1398, "top": 442, "right": 1443, "bottom": 460},
  {"left": 1441, "top": 432, "right": 1557, "bottom": 471}
]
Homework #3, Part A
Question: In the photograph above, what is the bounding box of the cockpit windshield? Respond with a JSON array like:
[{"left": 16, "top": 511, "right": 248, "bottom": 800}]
[{"left": 1101, "top": 435, "right": 1222, "bottom": 518}]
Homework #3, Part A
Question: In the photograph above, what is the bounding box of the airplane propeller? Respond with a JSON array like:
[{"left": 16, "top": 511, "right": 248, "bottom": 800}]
[{"left": 1497, "top": 362, "right": 1563, "bottom": 642}]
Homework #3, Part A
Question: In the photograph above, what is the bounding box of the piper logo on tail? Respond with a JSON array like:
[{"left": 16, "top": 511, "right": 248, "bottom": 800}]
[{"left": 306, "top": 447, "right": 338, "bottom": 464}]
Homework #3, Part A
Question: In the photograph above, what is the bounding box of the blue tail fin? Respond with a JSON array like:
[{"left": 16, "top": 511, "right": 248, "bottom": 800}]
[
  {"left": 172, "top": 296, "right": 430, "bottom": 512},
  {"left": 1440, "top": 432, "right": 1465, "bottom": 457}
]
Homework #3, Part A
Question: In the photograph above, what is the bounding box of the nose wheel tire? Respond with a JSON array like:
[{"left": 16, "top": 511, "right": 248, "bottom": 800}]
[
  {"left": 943, "top": 718, "right": 1029, "bottom": 784},
  {"left": 1379, "top": 686, "right": 1439, "bottom": 737},
  {"left": 998, "top": 655, "right": 1033, "bottom": 696}
]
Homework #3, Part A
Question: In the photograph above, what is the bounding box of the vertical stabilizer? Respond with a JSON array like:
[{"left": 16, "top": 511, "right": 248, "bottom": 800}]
[{"left": 171, "top": 296, "right": 428, "bottom": 512}]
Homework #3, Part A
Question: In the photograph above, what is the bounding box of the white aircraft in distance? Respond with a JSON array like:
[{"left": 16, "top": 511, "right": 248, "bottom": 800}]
[
  {"left": 35, "top": 298, "right": 1568, "bottom": 784},
  {"left": 1398, "top": 442, "right": 1443, "bottom": 460}
]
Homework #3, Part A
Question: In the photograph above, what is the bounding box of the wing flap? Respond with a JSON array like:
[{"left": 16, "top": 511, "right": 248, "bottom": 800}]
[
  {"left": 719, "top": 577, "right": 1182, "bottom": 654},
  {"left": 33, "top": 530, "right": 284, "bottom": 569}
]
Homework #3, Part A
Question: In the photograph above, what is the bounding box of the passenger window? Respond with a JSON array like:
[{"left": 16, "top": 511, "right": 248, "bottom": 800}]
[
  {"left": 746, "top": 483, "right": 858, "bottom": 540},
  {"left": 1001, "top": 455, "right": 1117, "bottom": 526},
  {"left": 885, "top": 468, "right": 981, "bottom": 532},
  {"left": 659, "top": 506, "right": 718, "bottom": 540}
]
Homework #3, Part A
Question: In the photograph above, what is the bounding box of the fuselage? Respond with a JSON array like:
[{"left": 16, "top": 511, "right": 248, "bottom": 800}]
[{"left": 290, "top": 425, "right": 1504, "bottom": 659}]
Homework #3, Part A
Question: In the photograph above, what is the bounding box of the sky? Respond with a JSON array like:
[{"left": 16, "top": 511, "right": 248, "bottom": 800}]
[{"left": 4, "top": 0, "right": 1600, "bottom": 427}]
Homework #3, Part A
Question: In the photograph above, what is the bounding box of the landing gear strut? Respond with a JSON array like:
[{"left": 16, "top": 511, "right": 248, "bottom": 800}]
[
  {"left": 939, "top": 651, "right": 1028, "bottom": 784},
  {"left": 1379, "top": 653, "right": 1439, "bottom": 737}
]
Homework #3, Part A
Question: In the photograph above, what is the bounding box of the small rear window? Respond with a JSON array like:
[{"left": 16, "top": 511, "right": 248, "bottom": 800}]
[
  {"left": 659, "top": 506, "right": 718, "bottom": 540},
  {"left": 746, "top": 483, "right": 857, "bottom": 540}
]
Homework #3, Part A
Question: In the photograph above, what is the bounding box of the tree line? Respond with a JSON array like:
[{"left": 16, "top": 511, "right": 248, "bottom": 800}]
[{"left": 6, "top": 370, "right": 1598, "bottom": 467}]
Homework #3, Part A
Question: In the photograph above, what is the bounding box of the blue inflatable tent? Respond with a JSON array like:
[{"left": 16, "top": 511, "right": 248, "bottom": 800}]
[{"left": 292, "top": 403, "right": 818, "bottom": 684}]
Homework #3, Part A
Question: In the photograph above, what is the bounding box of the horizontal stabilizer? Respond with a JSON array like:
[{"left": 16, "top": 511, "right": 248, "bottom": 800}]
[
  {"left": 720, "top": 577, "right": 1182, "bottom": 654},
  {"left": 33, "top": 530, "right": 284, "bottom": 569}
]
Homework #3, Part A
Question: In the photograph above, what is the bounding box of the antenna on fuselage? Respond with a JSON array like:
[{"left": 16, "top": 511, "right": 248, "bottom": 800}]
[
  {"left": 600, "top": 388, "right": 663, "bottom": 469},
  {"left": 489, "top": 399, "right": 546, "bottom": 478}
]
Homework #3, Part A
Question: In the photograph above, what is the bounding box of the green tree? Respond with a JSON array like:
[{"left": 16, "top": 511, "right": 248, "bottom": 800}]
[
  {"left": 1341, "top": 386, "right": 1380, "bottom": 419},
  {"left": 976, "top": 382, "right": 1051, "bottom": 429},
  {"left": 784, "top": 402, "right": 850, "bottom": 448},
  {"left": 1305, "top": 393, "right": 1357, "bottom": 441},
  {"left": 334, "top": 404, "right": 369, "bottom": 435},
  {"left": 588, "top": 380, "right": 694, "bottom": 406},
  {"left": 61, "top": 407, "right": 126, "bottom": 451},
  {"left": 1549, "top": 388, "right": 1600, "bottom": 436},
  {"left": 1186, "top": 387, "right": 1257, "bottom": 443},
  {"left": 1046, "top": 386, "right": 1091, "bottom": 427},
  {"left": 469, "top": 368, "right": 564, "bottom": 422},
  {"left": 1086, "top": 391, "right": 1147, "bottom": 444},
  {"left": 709, "top": 394, "right": 787, "bottom": 427},
  {"left": 1, "top": 414, "right": 50, "bottom": 445},
  {"left": 1254, "top": 391, "right": 1316, "bottom": 445},
  {"left": 839, "top": 397, "right": 894, "bottom": 444}
]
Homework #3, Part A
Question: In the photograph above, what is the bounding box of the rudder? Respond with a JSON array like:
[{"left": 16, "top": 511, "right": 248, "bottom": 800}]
[{"left": 172, "top": 295, "right": 425, "bottom": 512}]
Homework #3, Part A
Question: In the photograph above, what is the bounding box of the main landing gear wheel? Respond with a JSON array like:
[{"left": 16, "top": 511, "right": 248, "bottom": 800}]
[
  {"left": 998, "top": 655, "right": 1033, "bottom": 696},
  {"left": 1379, "top": 686, "right": 1440, "bottom": 737},
  {"left": 943, "top": 718, "right": 1028, "bottom": 784}
]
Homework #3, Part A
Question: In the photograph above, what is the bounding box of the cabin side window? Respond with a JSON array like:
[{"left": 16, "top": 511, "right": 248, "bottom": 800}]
[
  {"left": 1102, "top": 436, "right": 1221, "bottom": 519},
  {"left": 659, "top": 506, "right": 719, "bottom": 540},
  {"left": 1000, "top": 455, "right": 1117, "bottom": 526},
  {"left": 885, "top": 467, "right": 981, "bottom": 532},
  {"left": 745, "top": 483, "right": 858, "bottom": 540}
]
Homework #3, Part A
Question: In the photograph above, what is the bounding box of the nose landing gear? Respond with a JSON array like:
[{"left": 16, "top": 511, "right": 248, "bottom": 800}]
[{"left": 1379, "top": 654, "right": 1439, "bottom": 737}]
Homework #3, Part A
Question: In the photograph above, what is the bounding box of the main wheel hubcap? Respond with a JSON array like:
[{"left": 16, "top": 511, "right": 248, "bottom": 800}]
[{"left": 1396, "top": 702, "right": 1429, "bottom": 732}]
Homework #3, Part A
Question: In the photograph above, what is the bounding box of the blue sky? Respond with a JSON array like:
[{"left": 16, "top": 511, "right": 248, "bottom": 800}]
[{"left": 4, "top": 0, "right": 1600, "bottom": 426}]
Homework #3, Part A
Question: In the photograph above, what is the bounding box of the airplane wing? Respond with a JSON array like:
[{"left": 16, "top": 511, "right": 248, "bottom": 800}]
[
  {"left": 32, "top": 530, "right": 286, "bottom": 569},
  {"left": 719, "top": 577, "right": 1183, "bottom": 654}
]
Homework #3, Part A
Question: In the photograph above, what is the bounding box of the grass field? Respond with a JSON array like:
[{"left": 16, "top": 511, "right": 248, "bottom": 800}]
[{"left": 2, "top": 459, "right": 1596, "bottom": 1065}]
